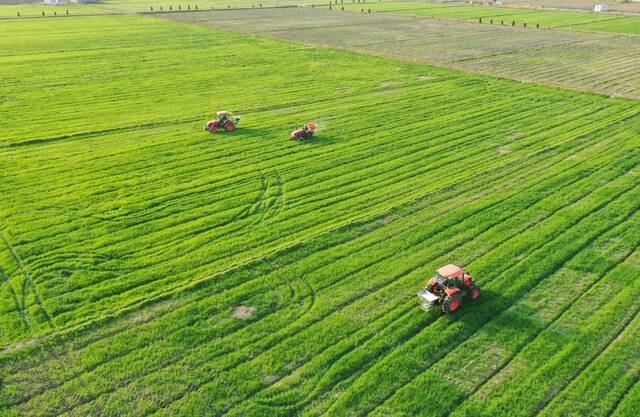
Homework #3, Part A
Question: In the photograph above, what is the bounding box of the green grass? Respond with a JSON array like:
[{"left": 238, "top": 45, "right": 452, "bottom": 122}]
[
  {"left": 1, "top": 11, "right": 640, "bottom": 417},
  {"left": 0, "top": 0, "right": 308, "bottom": 16},
  {"left": 332, "top": 1, "right": 640, "bottom": 34},
  {"left": 0, "top": 3, "right": 108, "bottom": 17}
]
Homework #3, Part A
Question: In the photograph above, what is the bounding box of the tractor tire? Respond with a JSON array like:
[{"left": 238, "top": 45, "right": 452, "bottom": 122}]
[
  {"left": 209, "top": 126, "right": 217, "bottom": 134},
  {"left": 225, "top": 122, "right": 236, "bottom": 132},
  {"left": 470, "top": 285, "right": 481, "bottom": 300},
  {"left": 442, "top": 293, "right": 462, "bottom": 314}
]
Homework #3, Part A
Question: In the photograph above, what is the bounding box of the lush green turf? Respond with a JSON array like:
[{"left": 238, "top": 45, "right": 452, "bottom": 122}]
[
  {"left": 2, "top": 12, "right": 640, "bottom": 417},
  {"left": 0, "top": 3, "right": 108, "bottom": 17},
  {"left": 332, "top": 1, "right": 640, "bottom": 33},
  {"left": 0, "top": 0, "right": 307, "bottom": 16}
]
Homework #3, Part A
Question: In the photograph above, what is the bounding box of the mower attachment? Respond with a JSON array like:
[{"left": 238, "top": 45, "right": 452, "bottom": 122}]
[{"left": 417, "top": 289, "right": 439, "bottom": 311}]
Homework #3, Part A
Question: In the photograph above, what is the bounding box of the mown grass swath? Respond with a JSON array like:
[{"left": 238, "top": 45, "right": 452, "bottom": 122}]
[{"left": 1, "top": 11, "right": 639, "bottom": 417}]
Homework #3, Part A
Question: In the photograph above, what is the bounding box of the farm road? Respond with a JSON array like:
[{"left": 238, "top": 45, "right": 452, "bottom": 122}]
[{"left": 164, "top": 7, "right": 640, "bottom": 100}]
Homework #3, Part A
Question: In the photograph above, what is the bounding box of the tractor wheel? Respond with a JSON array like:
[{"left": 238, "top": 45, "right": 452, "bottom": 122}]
[
  {"left": 209, "top": 125, "right": 217, "bottom": 134},
  {"left": 470, "top": 285, "right": 481, "bottom": 300},
  {"left": 442, "top": 293, "right": 462, "bottom": 314},
  {"left": 225, "top": 121, "right": 236, "bottom": 132}
]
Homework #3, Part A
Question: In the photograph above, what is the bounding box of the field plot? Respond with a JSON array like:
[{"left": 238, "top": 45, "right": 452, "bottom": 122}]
[
  {"left": 0, "top": 3, "right": 109, "bottom": 17},
  {"left": 171, "top": 7, "right": 640, "bottom": 99},
  {"left": 502, "top": 0, "right": 640, "bottom": 13},
  {"left": 2, "top": 10, "right": 640, "bottom": 417},
  {"left": 0, "top": 0, "right": 308, "bottom": 17},
  {"left": 331, "top": 1, "right": 640, "bottom": 34}
]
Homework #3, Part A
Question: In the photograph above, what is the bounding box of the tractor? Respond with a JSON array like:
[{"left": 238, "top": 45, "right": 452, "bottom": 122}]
[
  {"left": 291, "top": 123, "right": 317, "bottom": 140},
  {"left": 204, "top": 111, "right": 240, "bottom": 134},
  {"left": 417, "top": 264, "right": 480, "bottom": 314}
]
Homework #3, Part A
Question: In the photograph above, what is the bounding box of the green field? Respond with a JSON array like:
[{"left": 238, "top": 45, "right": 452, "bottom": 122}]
[
  {"left": 3, "top": 0, "right": 640, "bottom": 35},
  {"left": 331, "top": 1, "right": 640, "bottom": 33},
  {"left": 0, "top": 3, "right": 108, "bottom": 16},
  {"left": 0, "top": 0, "right": 307, "bottom": 16},
  {"left": 2, "top": 9, "right": 640, "bottom": 417}
]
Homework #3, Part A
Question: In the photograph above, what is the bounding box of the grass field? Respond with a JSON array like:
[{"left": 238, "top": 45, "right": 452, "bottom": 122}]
[
  {"left": 502, "top": 0, "right": 640, "bottom": 13},
  {"left": 0, "top": 0, "right": 308, "bottom": 16},
  {"left": 0, "top": 3, "right": 108, "bottom": 16},
  {"left": 171, "top": 8, "right": 640, "bottom": 100},
  {"left": 329, "top": 1, "right": 640, "bottom": 34},
  {"left": 2, "top": 9, "right": 640, "bottom": 417}
]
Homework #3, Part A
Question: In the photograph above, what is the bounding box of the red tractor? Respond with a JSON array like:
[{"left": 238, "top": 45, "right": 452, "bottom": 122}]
[
  {"left": 417, "top": 264, "right": 480, "bottom": 314},
  {"left": 204, "top": 111, "right": 240, "bottom": 134},
  {"left": 291, "top": 123, "right": 317, "bottom": 140}
]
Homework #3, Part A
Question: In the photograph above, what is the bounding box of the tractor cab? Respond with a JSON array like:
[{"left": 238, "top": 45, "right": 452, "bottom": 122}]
[
  {"left": 434, "top": 264, "right": 472, "bottom": 289},
  {"left": 216, "top": 111, "right": 240, "bottom": 123},
  {"left": 291, "top": 122, "right": 318, "bottom": 140},
  {"left": 205, "top": 111, "right": 240, "bottom": 134},
  {"left": 417, "top": 264, "right": 480, "bottom": 314}
]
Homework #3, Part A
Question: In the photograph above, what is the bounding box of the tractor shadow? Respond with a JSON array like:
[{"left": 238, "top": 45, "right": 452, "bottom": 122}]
[
  {"left": 291, "top": 134, "right": 341, "bottom": 146},
  {"left": 439, "top": 288, "right": 546, "bottom": 334},
  {"left": 215, "top": 127, "right": 274, "bottom": 138}
]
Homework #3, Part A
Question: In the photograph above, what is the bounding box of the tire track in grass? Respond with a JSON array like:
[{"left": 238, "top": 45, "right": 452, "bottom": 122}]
[
  {"left": 20, "top": 179, "right": 528, "bottom": 412},
  {"left": 1, "top": 219, "right": 380, "bottom": 402},
  {"left": 0, "top": 230, "right": 53, "bottom": 330}
]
